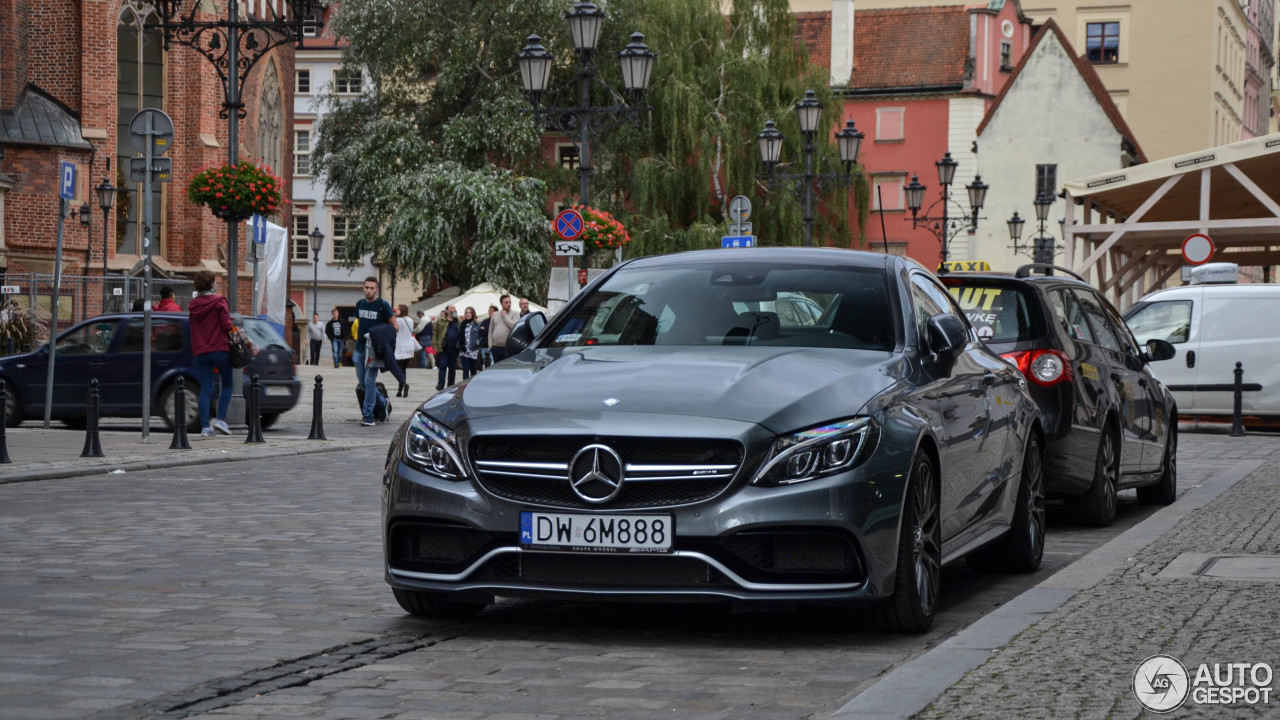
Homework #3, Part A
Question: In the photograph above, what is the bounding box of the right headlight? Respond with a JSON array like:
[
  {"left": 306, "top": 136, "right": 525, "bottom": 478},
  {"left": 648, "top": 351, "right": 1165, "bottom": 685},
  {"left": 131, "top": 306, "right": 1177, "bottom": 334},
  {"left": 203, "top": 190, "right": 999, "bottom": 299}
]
[
  {"left": 750, "top": 417, "right": 879, "bottom": 487},
  {"left": 403, "top": 411, "right": 468, "bottom": 481}
]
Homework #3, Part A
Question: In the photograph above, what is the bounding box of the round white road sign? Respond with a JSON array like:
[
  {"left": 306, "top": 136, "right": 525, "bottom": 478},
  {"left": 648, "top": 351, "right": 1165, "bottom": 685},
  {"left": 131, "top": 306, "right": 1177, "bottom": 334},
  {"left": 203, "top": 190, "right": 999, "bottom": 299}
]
[{"left": 1181, "top": 233, "right": 1215, "bottom": 265}]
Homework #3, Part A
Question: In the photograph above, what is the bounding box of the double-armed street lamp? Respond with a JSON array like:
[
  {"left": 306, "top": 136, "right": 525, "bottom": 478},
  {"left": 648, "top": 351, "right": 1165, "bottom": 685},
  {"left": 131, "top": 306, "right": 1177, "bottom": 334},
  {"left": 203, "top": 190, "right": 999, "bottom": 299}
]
[
  {"left": 309, "top": 226, "right": 325, "bottom": 318},
  {"left": 904, "top": 151, "right": 989, "bottom": 264},
  {"left": 1007, "top": 192, "right": 1058, "bottom": 266},
  {"left": 95, "top": 175, "right": 116, "bottom": 311},
  {"left": 517, "top": 2, "right": 657, "bottom": 213},
  {"left": 756, "top": 90, "right": 865, "bottom": 247}
]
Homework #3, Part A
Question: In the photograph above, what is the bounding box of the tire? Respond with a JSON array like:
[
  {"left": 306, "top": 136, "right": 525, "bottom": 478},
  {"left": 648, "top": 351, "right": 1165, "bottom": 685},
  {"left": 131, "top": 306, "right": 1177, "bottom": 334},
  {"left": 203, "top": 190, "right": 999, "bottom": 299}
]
[
  {"left": 259, "top": 413, "right": 280, "bottom": 430},
  {"left": 392, "top": 588, "right": 485, "bottom": 619},
  {"left": 1137, "top": 421, "right": 1177, "bottom": 505},
  {"left": 966, "top": 432, "right": 1046, "bottom": 573},
  {"left": 159, "top": 378, "right": 201, "bottom": 433},
  {"left": 1, "top": 380, "right": 21, "bottom": 427},
  {"left": 1075, "top": 424, "right": 1119, "bottom": 527},
  {"left": 876, "top": 452, "right": 941, "bottom": 634}
]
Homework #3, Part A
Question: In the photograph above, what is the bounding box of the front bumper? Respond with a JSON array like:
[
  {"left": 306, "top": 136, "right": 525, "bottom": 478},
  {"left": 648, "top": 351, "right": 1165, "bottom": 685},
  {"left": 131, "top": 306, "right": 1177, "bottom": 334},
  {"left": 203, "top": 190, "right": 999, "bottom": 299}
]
[{"left": 381, "top": 415, "right": 911, "bottom": 606}]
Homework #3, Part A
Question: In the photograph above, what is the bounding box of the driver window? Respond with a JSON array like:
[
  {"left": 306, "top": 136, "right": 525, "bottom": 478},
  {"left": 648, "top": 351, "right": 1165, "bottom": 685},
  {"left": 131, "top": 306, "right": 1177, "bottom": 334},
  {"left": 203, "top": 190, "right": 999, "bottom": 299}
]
[
  {"left": 909, "top": 274, "right": 944, "bottom": 341},
  {"left": 1126, "top": 300, "right": 1191, "bottom": 345},
  {"left": 55, "top": 321, "right": 118, "bottom": 355}
]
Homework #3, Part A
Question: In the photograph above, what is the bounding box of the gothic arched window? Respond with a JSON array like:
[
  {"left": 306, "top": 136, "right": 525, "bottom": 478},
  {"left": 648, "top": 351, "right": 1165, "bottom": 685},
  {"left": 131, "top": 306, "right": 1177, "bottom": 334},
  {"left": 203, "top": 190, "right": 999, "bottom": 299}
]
[
  {"left": 116, "top": 1, "right": 165, "bottom": 256},
  {"left": 257, "top": 60, "right": 284, "bottom": 220}
]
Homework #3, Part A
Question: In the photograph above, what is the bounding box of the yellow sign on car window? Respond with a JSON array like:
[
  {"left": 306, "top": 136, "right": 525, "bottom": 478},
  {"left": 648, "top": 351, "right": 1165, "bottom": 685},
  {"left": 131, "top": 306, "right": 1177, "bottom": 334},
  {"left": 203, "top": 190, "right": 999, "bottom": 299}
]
[{"left": 939, "top": 261, "right": 991, "bottom": 272}]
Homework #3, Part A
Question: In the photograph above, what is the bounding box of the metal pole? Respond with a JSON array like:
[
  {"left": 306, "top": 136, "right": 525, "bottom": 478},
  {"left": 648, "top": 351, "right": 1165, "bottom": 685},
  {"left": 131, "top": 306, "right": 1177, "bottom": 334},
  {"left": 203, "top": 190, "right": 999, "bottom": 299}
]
[
  {"left": 43, "top": 198, "right": 67, "bottom": 428},
  {"left": 312, "top": 254, "right": 319, "bottom": 320},
  {"left": 101, "top": 205, "right": 109, "bottom": 311},
  {"left": 940, "top": 186, "right": 950, "bottom": 264},
  {"left": 227, "top": 0, "right": 244, "bottom": 404},
  {"left": 141, "top": 110, "right": 155, "bottom": 442},
  {"left": 803, "top": 133, "right": 814, "bottom": 247},
  {"left": 572, "top": 56, "right": 592, "bottom": 297}
]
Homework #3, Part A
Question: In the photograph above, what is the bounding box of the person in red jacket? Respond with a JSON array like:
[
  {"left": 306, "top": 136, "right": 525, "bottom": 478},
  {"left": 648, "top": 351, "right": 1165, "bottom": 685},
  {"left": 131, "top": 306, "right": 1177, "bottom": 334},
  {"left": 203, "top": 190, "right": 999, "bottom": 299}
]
[
  {"left": 154, "top": 286, "right": 182, "bottom": 312},
  {"left": 187, "top": 270, "right": 234, "bottom": 438}
]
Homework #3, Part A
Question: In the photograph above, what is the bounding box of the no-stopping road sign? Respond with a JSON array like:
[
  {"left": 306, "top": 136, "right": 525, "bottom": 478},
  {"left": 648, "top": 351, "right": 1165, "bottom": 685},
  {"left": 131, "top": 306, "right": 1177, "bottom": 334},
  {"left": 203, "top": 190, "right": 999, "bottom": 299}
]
[{"left": 555, "top": 209, "right": 584, "bottom": 240}]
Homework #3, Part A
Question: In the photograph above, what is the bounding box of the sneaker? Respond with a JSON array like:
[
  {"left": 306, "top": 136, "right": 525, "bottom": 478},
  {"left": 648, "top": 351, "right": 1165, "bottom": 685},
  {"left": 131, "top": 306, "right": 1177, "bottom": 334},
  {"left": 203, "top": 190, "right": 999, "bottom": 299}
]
[
  {"left": 200, "top": 427, "right": 216, "bottom": 438},
  {"left": 360, "top": 418, "right": 376, "bottom": 427},
  {"left": 211, "top": 419, "right": 232, "bottom": 435}
]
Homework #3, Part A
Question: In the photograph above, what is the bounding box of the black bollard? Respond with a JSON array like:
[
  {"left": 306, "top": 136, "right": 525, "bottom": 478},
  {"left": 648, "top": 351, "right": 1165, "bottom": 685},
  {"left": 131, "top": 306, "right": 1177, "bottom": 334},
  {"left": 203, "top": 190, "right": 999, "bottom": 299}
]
[
  {"left": 169, "top": 377, "right": 191, "bottom": 450},
  {"left": 81, "top": 378, "right": 104, "bottom": 458},
  {"left": 1230, "top": 361, "right": 1246, "bottom": 438},
  {"left": 307, "top": 374, "right": 327, "bottom": 441},
  {"left": 245, "top": 374, "right": 265, "bottom": 444},
  {"left": 0, "top": 379, "right": 11, "bottom": 463}
]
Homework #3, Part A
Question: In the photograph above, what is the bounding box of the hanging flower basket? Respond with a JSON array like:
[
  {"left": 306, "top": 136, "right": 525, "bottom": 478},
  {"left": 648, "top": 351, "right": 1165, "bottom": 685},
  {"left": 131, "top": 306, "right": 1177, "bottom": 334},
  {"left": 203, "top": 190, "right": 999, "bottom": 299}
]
[
  {"left": 572, "top": 205, "right": 631, "bottom": 259},
  {"left": 186, "top": 161, "right": 283, "bottom": 223}
]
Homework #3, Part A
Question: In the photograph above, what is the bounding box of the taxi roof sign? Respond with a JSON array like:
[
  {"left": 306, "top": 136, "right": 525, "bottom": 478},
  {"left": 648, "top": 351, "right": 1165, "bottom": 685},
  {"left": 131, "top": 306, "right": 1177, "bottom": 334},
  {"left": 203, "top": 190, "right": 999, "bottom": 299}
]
[{"left": 939, "top": 260, "right": 991, "bottom": 273}]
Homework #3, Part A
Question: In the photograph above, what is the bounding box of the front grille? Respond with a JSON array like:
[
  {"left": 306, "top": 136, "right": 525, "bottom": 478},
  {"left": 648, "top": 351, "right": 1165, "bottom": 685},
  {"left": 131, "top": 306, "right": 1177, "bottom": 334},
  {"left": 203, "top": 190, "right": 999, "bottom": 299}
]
[
  {"left": 468, "top": 552, "right": 733, "bottom": 588},
  {"left": 469, "top": 435, "right": 745, "bottom": 509}
]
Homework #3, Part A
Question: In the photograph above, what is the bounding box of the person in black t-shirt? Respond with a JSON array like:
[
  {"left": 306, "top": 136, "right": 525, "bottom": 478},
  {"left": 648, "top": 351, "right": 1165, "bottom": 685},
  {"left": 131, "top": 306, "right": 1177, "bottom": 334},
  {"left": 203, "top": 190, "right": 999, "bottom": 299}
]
[{"left": 324, "top": 308, "right": 346, "bottom": 368}]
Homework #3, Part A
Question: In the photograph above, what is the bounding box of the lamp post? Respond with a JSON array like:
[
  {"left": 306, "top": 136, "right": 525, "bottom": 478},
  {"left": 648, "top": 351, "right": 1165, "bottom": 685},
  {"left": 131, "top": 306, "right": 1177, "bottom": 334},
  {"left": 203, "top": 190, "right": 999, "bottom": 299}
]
[
  {"left": 1008, "top": 193, "right": 1059, "bottom": 271},
  {"left": 517, "top": 2, "right": 656, "bottom": 281},
  {"left": 95, "top": 176, "right": 115, "bottom": 312},
  {"left": 309, "top": 226, "right": 324, "bottom": 318},
  {"left": 756, "top": 91, "right": 864, "bottom": 247},
  {"left": 904, "top": 151, "right": 989, "bottom": 265}
]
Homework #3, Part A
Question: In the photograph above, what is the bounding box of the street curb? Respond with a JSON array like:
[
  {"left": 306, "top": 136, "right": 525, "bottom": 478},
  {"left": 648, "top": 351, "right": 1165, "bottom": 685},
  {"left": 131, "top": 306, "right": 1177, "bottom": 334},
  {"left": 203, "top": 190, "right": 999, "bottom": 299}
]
[
  {"left": 0, "top": 441, "right": 367, "bottom": 485},
  {"left": 828, "top": 457, "right": 1265, "bottom": 720}
]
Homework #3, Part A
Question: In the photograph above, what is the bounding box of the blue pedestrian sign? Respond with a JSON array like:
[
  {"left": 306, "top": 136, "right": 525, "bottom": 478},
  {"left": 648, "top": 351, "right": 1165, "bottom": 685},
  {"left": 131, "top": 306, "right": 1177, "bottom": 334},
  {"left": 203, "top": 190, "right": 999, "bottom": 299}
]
[
  {"left": 252, "top": 214, "right": 267, "bottom": 244},
  {"left": 721, "top": 235, "right": 755, "bottom": 248},
  {"left": 59, "top": 162, "right": 76, "bottom": 200},
  {"left": 555, "top": 209, "right": 584, "bottom": 240}
]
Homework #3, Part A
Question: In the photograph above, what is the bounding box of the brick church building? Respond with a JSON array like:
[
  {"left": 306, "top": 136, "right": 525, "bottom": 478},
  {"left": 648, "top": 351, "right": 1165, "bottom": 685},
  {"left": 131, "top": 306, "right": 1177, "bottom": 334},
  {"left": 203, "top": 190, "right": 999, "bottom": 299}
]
[{"left": 0, "top": 0, "right": 296, "bottom": 316}]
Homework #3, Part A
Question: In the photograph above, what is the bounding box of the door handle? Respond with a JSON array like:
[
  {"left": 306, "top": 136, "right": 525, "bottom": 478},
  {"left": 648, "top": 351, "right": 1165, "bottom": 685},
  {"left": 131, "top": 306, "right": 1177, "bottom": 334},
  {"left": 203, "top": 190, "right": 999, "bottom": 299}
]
[
  {"left": 1110, "top": 371, "right": 1123, "bottom": 383},
  {"left": 983, "top": 372, "right": 997, "bottom": 387},
  {"left": 1186, "top": 350, "right": 1196, "bottom": 368},
  {"left": 1138, "top": 377, "right": 1148, "bottom": 388}
]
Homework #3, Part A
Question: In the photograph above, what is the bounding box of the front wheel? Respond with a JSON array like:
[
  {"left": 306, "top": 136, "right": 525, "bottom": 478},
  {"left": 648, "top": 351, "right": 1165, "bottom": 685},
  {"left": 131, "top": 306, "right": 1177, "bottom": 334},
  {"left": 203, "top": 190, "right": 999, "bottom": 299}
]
[
  {"left": 392, "top": 588, "right": 485, "bottom": 619},
  {"left": 876, "top": 452, "right": 941, "bottom": 633},
  {"left": 1138, "top": 421, "right": 1177, "bottom": 505},
  {"left": 1074, "top": 426, "right": 1118, "bottom": 527},
  {"left": 2, "top": 383, "right": 21, "bottom": 427},
  {"left": 159, "top": 378, "right": 201, "bottom": 433},
  {"left": 259, "top": 413, "right": 280, "bottom": 430}
]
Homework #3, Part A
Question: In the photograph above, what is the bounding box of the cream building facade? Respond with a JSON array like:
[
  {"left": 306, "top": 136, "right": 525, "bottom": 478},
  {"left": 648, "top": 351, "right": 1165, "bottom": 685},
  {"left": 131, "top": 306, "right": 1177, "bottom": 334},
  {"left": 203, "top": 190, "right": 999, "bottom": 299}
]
[{"left": 792, "top": 0, "right": 1279, "bottom": 162}]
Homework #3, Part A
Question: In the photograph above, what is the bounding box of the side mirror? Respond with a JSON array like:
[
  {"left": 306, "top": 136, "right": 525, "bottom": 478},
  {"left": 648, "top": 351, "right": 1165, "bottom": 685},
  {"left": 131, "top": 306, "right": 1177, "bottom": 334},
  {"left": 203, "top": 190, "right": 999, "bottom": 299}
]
[
  {"left": 505, "top": 311, "right": 547, "bottom": 356},
  {"left": 1144, "top": 338, "right": 1176, "bottom": 363},
  {"left": 926, "top": 313, "right": 968, "bottom": 359}
]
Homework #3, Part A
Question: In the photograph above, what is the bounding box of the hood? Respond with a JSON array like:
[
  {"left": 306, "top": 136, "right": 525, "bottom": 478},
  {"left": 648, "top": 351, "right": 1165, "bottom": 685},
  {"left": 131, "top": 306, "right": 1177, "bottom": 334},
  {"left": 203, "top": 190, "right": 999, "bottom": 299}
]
[{"left": 435, "top": 345, "right": 906, "bottom": 434}]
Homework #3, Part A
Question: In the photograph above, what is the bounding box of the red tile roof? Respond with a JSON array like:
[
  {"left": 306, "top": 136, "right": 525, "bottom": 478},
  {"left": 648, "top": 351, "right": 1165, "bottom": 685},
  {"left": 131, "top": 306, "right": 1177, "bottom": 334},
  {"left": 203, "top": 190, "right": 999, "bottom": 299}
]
[
  {"left": 796, "top": 7, "right": 972, "bottom": 90},
  {"left": 976, "top": 19, "right": 1146, "bottom": 163}
]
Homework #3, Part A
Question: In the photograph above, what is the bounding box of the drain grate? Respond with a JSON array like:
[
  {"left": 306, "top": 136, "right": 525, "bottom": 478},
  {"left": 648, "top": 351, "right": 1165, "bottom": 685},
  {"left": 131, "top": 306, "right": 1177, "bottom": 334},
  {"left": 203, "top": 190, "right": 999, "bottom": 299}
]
[{"left": 1157, "top": 553, "right": 1280, "bottom": 582}]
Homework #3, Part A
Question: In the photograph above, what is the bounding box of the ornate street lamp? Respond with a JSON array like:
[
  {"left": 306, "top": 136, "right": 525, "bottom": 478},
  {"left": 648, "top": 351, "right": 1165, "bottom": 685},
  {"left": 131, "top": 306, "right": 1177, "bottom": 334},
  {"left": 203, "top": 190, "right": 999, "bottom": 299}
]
[
  {"left": 96, "top": 175, "right": 116, "bottom": 311},
  {"left": 309, "top": 226, "right": 324, "bottom": 318},
  {"left": 756, "top": 90, "right": 864, "bottom": 247},
  {"left": 78, "top": 202, "right": 92, "bottom": 229},
  {"left": 1007, "top": 211, "right": 1025, "bottom": 249},
  {"left": 518, "top": 2, "right": 656, "bottom": 290},
  {"left": 905, "top": 152, "right": 990, "bottom": 265},
  {"left": 1008, "top": 193, "right": 1060, "bottom": 269}
]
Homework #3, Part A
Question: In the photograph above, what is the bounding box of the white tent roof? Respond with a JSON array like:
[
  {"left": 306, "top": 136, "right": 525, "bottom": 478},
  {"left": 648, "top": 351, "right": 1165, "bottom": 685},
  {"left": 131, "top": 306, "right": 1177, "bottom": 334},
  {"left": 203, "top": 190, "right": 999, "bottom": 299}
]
[{"left": 409, "top": 283, "right": 547, "bottom": 320}]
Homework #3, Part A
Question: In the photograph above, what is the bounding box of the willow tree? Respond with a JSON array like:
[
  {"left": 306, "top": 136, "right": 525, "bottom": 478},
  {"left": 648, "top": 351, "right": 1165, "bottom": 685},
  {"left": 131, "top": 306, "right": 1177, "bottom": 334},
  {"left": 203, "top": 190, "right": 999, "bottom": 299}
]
[
  {"left": 590, "top": 0, "right": 870, "bottom": 258},
  {"left": 312, "top": 0, "right": 571, "bottom": 299}
]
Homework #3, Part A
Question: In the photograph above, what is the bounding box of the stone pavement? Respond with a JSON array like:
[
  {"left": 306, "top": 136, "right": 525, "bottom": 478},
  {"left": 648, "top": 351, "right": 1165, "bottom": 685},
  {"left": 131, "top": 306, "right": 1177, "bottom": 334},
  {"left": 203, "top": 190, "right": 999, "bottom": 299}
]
[
  {"left": 0, "top": 362, "right": 447, "bottom": 484},
  {"left": 835, "top": 428, "right": 1280, "bottom": 719}
]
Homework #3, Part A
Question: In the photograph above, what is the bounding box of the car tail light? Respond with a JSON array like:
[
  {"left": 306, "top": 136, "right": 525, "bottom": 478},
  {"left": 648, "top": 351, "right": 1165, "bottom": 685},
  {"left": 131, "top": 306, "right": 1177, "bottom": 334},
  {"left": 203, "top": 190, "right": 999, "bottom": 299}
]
[{"left": 1001, "top": 349, "right": 1072, "bottom": 387}]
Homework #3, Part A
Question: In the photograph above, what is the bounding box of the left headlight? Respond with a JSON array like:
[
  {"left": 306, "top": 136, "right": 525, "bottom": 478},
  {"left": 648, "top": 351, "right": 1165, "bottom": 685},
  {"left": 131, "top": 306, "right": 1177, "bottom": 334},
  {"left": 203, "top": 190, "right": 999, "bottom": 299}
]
[
  {"left": 404, "top": 410, "right": 468, "bottom": 481},
  {"left": 751, "top": 417, "right": 878, "bottom": 487}
]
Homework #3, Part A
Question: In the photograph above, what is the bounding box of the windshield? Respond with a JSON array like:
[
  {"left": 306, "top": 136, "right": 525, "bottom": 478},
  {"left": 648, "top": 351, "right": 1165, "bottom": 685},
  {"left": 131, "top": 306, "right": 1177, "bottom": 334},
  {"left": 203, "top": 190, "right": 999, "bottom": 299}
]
[
  {"left": 546, "top": 263, "right": 895, "bottom": 351},
  {"left": 242, "top": 318, "right": 290, "bottom": 350}
]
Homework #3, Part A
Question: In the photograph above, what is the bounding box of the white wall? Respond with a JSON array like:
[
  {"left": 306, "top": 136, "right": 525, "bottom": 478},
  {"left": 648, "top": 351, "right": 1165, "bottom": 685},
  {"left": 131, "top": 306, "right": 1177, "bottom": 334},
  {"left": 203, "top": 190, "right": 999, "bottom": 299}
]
[{"left": 974, "top": 31, "right": 1127, "bottom": 273}]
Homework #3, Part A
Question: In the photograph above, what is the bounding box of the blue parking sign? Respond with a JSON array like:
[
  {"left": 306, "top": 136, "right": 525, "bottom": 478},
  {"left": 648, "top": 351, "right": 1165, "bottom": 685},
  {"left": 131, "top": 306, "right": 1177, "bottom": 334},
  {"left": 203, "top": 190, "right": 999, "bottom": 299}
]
[{"left": 59, "top": 162, "right": 76, "bottom": 200}]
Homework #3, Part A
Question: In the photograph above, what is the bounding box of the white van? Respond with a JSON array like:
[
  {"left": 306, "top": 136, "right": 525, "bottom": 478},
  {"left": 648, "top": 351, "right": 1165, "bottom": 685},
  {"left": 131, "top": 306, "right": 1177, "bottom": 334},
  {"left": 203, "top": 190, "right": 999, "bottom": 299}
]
[{"left": 1123, "top": 264, "right": 1280, "bottom": 421}]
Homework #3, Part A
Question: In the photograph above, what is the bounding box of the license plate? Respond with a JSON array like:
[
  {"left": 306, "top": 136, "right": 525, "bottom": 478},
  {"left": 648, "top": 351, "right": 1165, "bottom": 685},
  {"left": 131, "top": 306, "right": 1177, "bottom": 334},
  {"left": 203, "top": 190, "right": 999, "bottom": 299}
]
[
  {"left": 519, "top": 511, "right": 673, "bottom": 553},
  {"left": 263, "top": 386, "right": 290, "bottom": 397}
]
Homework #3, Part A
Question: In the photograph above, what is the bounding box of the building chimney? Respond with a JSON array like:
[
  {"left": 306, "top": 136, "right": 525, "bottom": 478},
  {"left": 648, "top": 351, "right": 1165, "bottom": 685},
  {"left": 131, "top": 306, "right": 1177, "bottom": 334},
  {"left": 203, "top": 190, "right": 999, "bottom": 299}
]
[{"left": 831, "top": 0, "right": 854, "bottom": 87}]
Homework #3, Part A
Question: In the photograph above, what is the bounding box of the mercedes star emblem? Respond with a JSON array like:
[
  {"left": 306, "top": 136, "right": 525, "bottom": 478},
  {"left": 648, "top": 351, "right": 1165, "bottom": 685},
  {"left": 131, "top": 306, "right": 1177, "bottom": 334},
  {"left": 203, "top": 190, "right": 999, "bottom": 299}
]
[{"left": 568, "top": 444, "right": 625, "bottom": 504}]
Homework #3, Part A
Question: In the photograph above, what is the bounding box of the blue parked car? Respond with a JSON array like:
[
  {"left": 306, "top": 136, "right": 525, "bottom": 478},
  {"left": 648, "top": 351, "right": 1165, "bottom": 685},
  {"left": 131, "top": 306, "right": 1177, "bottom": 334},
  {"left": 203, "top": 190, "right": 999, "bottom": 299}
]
[{"left": 0, "top": 312, "right": 300, "bottom": 430}]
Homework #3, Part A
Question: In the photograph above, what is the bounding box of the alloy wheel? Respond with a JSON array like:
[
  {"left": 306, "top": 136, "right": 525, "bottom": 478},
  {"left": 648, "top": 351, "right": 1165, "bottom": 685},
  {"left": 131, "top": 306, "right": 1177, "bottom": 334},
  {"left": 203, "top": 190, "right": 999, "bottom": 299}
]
[
  {"left": 1026, "top": 438, "right": 1046, "bottom": 559},
  {"left": 1100, "top": 431, "right": 1117, "bottom": 518},
  {"left": 912, "top": 461, "right": 941, "bottom": 617}
]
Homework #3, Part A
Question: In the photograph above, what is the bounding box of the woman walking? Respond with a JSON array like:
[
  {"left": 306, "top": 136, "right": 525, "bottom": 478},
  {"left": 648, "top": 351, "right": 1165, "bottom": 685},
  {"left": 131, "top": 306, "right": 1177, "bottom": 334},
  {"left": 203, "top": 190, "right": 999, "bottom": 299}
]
[
  {"left": 393, "top": 304, "right": 417, "bottom": 397},
  {"left": 460, "top": 306, "right": 480, "bottom": 381},
  {"left": 187, "top": 270, "right": 235, "bottom": 438}
]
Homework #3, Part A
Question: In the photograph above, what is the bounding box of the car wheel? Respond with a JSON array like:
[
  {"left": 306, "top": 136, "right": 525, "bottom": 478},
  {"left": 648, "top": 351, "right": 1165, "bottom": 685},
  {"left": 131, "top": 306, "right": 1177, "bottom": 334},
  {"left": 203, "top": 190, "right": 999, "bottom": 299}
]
[
  {"left": 966, "top": 432, "right": 1046, "bottom": 573},
  {"left": 392, "top": 588, "right": 485, "bottom": 619},
  {"left": 259, "top": 413, "right": 279, "bottom": 430},
  {"left": 876, "top": 452, "right": 940, "bottom": 634},
  {"left": 2, "top": 383, "right": 21, "bottom": 427},
  {"left": 159, "top": 378, "right": 201, "bottom": 433},
  {"left": 1137, "top": 421, "right": 1177, "bottom": 506},
  {"left": 1075, "top": 424, "right": 1119, "bottom": 527},
  {"left": 61, "top": 417, "right": 87, "bottom": 430}
]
